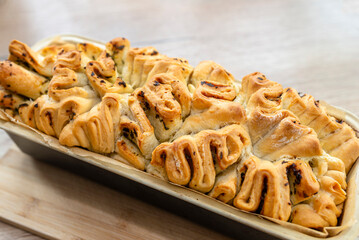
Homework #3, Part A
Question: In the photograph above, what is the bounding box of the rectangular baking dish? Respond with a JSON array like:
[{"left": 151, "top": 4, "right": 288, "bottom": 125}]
[{"left": 0, "top": 35, "right": 358, "bottom": 240}]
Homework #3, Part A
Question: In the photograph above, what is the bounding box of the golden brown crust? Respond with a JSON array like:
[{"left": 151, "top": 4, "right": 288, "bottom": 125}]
[
  {"left": 291, "top": 204, "right": 330, "bottom": 228},
  {"left": 174, "top": 80, "right": 246, "bottom": 138},
  {"left": 77, "top": 42, "right": 104, "bottom": 69},
  {"left": 114, "top": 136, "right": 146, "bottom": 170},
  {"left": 0, "top": 87, "right": 29, "bottom": 110},
  {"left": 246, "top": 87, "right": 283, "bottom": 113},
  {"left": 49, "top": 68, "right": 95, "bottom": 101},
  {"left": 37, "top": 43, "right": 76, "bottom": 58},
  {"left": 151, "top": 125, "right": 250, "bottom": 192},
  {"left": 119, "top": 92, "right": 160, "bottom": 159},
  {"left": 19, "top": 95, "right": 97, "bottom": 137},
  {"left": 121, "top": 45, "right": 192, "bottom": 89},
  {"left": 119, "top": 116, "right": 158, "bottom": 160},
  {"left": 122, "top": 73, "right": 191, "bottom": 145},
  {"left": 329, "top": 137, "right": 359, "bottom": 173},
  {"left": 250, "top": 109, "right": 323, "bottom": 160},
  {"left": 208, "top": 164, "right": 238, "bottom": 203},
  {"left": 8, "top": 40, "right": 56, "bottom": 77},
  {"left": 190, "top": 61, "right": 234, "bottom": 88},
  {"left": 282, "top": 87, "right": 359, "bottom": 173},
  {"left": 86, "top": 51, "right": 132, "bottom": 97},
  {"left": 122, "top": 46, "right": 165, "bottom": 88},
  {"left": 144, "top": 58, "right": 193, "bottom": 85},
  {"left": 192, "top": 80, "right": 237, "bottom": 109},
  {"left": 247, "top": 109, "right": 297, "bottom": 145},
  {"left": 25, "top": 46, "right": 101, "bottom": 137},
  {"left": 234, "top": 157, "right": 319, "bottom": 221},
  {"left": 257, "top": 117, "right": 322, "bottom": 160},
  {"left": 0, "top": 37, "right": 358, "bottom": 232},
  {"left": 281, "top": 160, "right": 320, "bottom": 205},
  {"left": 233, "top": 156, "right": 292, "bottom": 221},
  {"left": 291, "top": 192, "right": 342, "bottom": 228},
  {"left": 282, "top": 89, "right": 324, "bottom": 125},
  {"left": 240, "top": 72, "right": 283, "bottom": 112},
  {"left": 0, "top": 61, "right": 48, "bottom": 99},
  {"left": 105, "top": 37, "right": 131, "bottom": 75},
  {"left": 54, "top": 49, "right": 82, "bottom": 71},
  {"left": 142, "top": 73, "right": 191, "bottom": 120},
  {"left": 288, "top": 153, "right": 346, "bottom": 228},
  {"left": 48, "top": 50, "right": 96, "bottom": 101},
  {"left": 59, "top": 93, "right": 122, "bottom": 153}
]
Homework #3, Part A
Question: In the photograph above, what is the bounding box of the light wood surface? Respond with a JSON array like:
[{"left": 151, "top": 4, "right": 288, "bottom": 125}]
[
  {"left": 0, "top": 0, "right": 358, "bottom": 239},
  {"left": 0, "top": 221, "right": 42, "bottom": 240},
  {"left": 0, "top": 148, "right": 232, "bottom": 240}
]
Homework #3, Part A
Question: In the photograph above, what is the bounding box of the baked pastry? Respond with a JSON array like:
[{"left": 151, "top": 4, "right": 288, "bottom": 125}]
[
  {"left": 150, "top": 124, "right": 250, "bottom": 192},
  {"left": 0, "top": 60, "right": 48, "bottom": 99},
  {"left": 0, "top": 37, "right": 357, "bottom": 235},
  {"left": 248, "top": 109, "right": 323, "bottom": 160},
  {"left": 281, "top": 87, "right": 359, "bottom": 173},
  {"left": 173, "top": 66, "right": 246, "bottom": 139}
]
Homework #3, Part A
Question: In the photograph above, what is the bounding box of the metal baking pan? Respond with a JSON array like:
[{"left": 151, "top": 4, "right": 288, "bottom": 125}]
[{"left": 1, "top": 35, "right": 358, "bottom": 240}]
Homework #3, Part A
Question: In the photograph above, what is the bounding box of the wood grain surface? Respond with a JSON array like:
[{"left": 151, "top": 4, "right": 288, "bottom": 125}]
[
  {"left": 0, "top": 0, "right": 358, "bottom": 239},
  {"left": 0, "top": 148, "right": 233, "bottom": 240}
]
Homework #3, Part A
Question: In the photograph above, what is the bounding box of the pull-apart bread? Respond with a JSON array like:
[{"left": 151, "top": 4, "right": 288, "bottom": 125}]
[{"left": 0, "top": 37, "right": 358, "bottom": 233}]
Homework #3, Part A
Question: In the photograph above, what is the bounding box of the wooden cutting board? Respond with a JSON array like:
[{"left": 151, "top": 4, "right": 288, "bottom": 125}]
[{"left": 0, "top": 148, "right": 230, "bottom": 240}]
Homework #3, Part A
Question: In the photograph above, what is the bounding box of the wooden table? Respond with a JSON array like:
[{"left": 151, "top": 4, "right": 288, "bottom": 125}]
[{"left": 0, "top": 0, "right": 358, "bottom": 239}]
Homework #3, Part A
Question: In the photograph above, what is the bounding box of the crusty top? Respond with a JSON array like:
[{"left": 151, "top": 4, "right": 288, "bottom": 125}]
[{"left": 0, "top": 37, "right": 357, "bottom": 233}]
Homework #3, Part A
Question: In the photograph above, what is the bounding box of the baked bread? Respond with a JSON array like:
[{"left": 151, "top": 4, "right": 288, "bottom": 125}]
[
  {"left": 0, "top": 60, "right": 48, "bottom": 99},
  {"left": 151, "top": 124, "right": 250, "bottom": 192},
  {"left": 282, "top": 87, "right": 359, "bottom": 173},
  {"left": 0, "top": 37, "right": 357, "bottom": 234}
]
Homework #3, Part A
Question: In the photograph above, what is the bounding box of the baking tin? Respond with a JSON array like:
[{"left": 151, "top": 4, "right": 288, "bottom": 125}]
[{"left": 0, "top": 35, "right": 358, "bottom": 240}]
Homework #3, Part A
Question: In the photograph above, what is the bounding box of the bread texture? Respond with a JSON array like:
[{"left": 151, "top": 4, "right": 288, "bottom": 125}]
[{"left": 0, "top": 37, "right": 357, "bottom": 232}]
